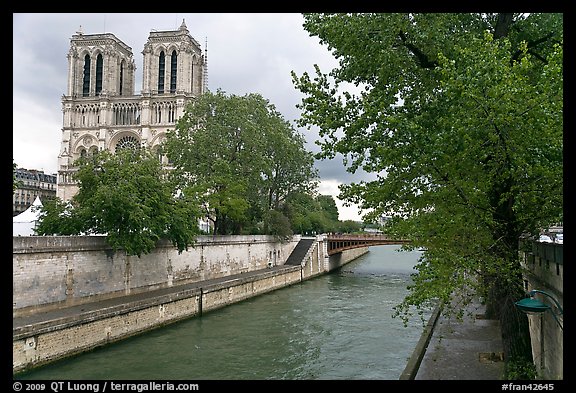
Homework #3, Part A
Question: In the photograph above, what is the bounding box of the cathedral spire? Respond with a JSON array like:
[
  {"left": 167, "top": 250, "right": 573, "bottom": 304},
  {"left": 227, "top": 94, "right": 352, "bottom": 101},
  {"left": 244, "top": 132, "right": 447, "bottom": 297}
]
[{"left": 179, "top": 19, "right": 188, "bottom": 32}]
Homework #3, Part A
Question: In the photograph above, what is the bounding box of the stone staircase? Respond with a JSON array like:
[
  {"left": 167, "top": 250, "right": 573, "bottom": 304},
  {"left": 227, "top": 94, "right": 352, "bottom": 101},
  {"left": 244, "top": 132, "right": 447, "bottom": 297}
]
[{"left": 284, "top": 237, "right": 316, "bottom": 266}]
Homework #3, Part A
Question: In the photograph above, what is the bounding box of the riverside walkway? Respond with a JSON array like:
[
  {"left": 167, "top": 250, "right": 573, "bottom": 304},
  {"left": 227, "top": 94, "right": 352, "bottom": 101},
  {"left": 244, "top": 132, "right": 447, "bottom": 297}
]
[{"left": 401, "top": 296, "right": 505, "bottom": 380}]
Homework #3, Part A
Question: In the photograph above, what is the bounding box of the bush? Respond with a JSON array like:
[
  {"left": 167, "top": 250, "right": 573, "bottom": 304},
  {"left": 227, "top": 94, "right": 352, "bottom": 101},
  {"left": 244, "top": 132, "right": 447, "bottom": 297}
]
[{"left": 504, "top": 358, "right": 537, "bottom": 380}]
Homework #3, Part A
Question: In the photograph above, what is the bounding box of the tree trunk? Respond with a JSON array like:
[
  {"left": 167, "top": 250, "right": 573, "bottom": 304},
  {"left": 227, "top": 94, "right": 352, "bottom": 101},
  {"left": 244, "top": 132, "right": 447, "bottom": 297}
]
[
  {"left": 494, "top": 13, "right": 514, "bottom": 39},
  {"left": 484, "top": 266, "right": 533, "bottom": 364}
]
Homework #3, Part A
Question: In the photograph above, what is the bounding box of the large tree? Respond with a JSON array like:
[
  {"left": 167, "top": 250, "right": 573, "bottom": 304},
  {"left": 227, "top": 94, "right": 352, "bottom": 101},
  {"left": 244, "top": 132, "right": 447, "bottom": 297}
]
[
  {"left": 35, "top": 149, "right": 201, "bottom": 257},
  {"left": 164, "top": 89, "right": 318, "bottom": 236},
  {"left": 292, "top": 13, "right": 562, "bottom": 371}
]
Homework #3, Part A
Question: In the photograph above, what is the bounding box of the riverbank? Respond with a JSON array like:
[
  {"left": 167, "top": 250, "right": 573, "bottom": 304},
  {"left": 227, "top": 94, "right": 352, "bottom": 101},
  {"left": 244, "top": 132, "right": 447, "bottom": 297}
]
[
  {"left": 15, "top": 245, "right": 426, "bottom": 380},
  {"left": 14, "top": 242, "right": 370, "bottom": 375}
]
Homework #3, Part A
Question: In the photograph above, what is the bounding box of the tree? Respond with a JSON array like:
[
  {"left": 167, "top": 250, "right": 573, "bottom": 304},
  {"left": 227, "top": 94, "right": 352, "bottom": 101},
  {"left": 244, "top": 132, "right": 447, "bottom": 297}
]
[
  {"left": 283, "top": 192, "right": 316, "bottom": 234},
  {"left": 35, "top": 149, "right": 201, "bottom": 257},
  {"left": 316, "top": 194, "right": 340, "bottom": 222},
  {"left": 164, "top": 89, "right": 318, "bottom": 236},
  {"left": 283, "top": 192, "right": 344, "bottom": 234},
  {"left": 338, "top": 219, "right": 362, "bottom": 234},
  {"left": 13, "top": 160, "right": 19, "bottom": 193},
  {"left": 292, "top": 13, "right": 562, "bottom": 369},
  {"left": 263, "top": 209, "right": 293, "bottom": 241}
]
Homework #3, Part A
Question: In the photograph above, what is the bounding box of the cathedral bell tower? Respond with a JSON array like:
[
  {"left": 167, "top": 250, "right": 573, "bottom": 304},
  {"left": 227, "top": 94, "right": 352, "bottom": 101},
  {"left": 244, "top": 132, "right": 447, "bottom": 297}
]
[
  {"left": 57, "top": 20, "right": 206, "bottom": 201},
  {"left": 141, "top": 19, "right": 204, "bottom": 97}
]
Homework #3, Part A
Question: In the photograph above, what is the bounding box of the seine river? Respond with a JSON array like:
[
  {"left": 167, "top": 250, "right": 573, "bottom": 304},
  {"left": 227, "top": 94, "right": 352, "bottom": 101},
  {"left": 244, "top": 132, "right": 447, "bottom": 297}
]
[{"left": 16, "top": 245, "right": 430, "bottom": 380}]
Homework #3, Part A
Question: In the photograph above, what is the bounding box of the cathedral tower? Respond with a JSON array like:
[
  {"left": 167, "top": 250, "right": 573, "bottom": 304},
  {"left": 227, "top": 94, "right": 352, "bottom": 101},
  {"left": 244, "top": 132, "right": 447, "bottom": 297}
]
[{"left": 57, "top": 20, "right": 206, "bottom": 201}]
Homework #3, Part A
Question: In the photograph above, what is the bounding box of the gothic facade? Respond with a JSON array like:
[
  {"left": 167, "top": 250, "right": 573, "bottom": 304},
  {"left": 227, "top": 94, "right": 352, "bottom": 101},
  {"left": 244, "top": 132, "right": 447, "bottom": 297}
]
[{"left": 57, "top": 20, "right": 206, "bottom": 201}]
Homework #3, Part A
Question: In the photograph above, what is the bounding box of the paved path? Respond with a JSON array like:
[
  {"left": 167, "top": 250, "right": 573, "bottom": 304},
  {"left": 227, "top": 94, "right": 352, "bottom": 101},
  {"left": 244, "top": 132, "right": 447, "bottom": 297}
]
[{"left": 413, "top": 297, "right": 505, "bottom": 380}]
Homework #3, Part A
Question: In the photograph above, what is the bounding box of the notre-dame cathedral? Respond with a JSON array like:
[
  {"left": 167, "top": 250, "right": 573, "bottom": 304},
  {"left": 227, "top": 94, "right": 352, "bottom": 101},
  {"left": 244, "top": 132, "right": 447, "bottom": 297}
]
[{"left": 57, "top": 19, "right": 206, "bottom": 201}]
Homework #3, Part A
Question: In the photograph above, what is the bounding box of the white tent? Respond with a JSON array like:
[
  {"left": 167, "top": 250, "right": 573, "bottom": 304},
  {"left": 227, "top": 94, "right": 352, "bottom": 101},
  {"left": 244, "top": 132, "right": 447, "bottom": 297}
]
[{"left": 13, "top": 196, "right": 43, "bottom": 236}]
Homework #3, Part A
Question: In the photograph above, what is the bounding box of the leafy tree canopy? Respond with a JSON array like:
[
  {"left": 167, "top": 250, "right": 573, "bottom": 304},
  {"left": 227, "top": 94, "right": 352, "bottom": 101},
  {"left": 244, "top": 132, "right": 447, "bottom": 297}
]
[
  {"left": 36, "top": 149, "right": 201, "bottom": 257},
  {"left": 164, "top": 89, "right": 319, "bottom": 236},
  {"left": 284, "top": 192, "right": 361, "bottom": 234},
  {"left": 292, "top": 13, "right": 562, "bottom": 363}
]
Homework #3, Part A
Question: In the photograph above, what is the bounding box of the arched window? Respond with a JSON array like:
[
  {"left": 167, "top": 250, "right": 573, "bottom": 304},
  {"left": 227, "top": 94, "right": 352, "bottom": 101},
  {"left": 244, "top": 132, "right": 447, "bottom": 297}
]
[
  {"left": 115, "top": 135, "right": 140, "bottom": 152},
  {"left": 95, "top": 54, "right": 103, "bottom": 95},
  {"left": 158, "top": 51, "right": 165, "bottom": 94},
  {"left": 82, "top": 54, "right": 91, "bottom": 97},
  {"left": 170, "top": 50, "right": 177, "bottom": 93},
  {"left": 119, "top": 60, "right": 125, "bottom": 96}
]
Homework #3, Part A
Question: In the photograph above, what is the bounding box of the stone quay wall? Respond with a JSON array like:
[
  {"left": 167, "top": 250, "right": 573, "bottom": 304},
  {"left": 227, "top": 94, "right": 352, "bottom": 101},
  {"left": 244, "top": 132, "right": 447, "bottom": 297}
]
[
  {"left": 13, "top": 235, "right": 300, "bottom": 317},
  {"left": 519, "top": 240, "right": 563, "bottom": 380},
  {"left": 13, "top": 265, "right": 303, "bottom": 373}
]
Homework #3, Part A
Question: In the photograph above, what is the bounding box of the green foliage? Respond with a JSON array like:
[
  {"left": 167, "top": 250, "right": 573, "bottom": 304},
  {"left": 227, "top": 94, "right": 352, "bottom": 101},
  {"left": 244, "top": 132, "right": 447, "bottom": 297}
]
[
  {"left": 338, "top": 219, "right": 362, "bottom": 233},
  {"left": 35, "top": 149, "right": 201, "bottom": 257},
  {"left": 264, "top": 210, "right": 293, "bottom": 242},
  {"left": 316, "top": 194, "right": 339, "bottom": 221},
  {"left": 284, "top": 192, "right": 351, "bottom": 234},
  {"left": 292, "top": 13, "right": 562, "bottom": 358},
  {"left": 164, "top": 89, "right": 319, "bottom": 235},
  {"left": 504, "top": 357, "right": 538, "bottom": 380},
  {"left": 13, "top": 160, "right": 21, "bottom": 193},
  {"left": 34, "top": 198, "right": 82, "bottom": 235}
]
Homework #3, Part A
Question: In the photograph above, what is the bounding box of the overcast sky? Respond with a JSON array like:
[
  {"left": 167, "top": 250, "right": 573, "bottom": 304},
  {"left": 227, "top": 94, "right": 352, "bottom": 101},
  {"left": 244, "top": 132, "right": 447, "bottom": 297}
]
[{"left": 13, "top": 13, "right": 376, "bottom": 221}]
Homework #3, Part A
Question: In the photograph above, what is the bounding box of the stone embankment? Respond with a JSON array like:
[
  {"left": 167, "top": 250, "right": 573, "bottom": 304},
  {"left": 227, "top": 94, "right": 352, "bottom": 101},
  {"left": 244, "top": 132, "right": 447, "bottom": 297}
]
[{"left": 13, "top": 235, "right": 367, "bottom": 373}]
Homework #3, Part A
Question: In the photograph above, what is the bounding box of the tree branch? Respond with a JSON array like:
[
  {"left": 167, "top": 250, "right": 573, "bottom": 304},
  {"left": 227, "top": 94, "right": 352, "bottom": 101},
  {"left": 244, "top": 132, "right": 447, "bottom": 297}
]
[
  {"left": 398, "top": 30, "right": 438, "bottom": 69},
  {"left": 511, "top": 32, "right": 556, "bottom": 64}
]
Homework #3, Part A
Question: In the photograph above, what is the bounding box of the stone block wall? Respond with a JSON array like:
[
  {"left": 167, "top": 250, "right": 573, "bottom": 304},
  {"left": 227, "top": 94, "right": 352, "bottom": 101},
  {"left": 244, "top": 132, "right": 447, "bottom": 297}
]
[
  {"left": 13, "top": 266, "right": 302, "bottom": 373},
  {"left": 327, "top": 247, "right": 369, "bottom": 272},
  {"left": 13, "top": 235, "right": 299, "bottom": 316},
  {"left": 519, "top": 241, "right": 563, "bottom": 380}
]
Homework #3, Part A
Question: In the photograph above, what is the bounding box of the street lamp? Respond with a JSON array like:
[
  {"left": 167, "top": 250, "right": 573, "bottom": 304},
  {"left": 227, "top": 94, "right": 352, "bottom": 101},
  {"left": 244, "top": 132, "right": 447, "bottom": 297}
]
[
  {"left": 515, "top": 289, "right": 563, "bottom": 376},
  {"left": 515, "top": 289, "right": 563, "bottom": 329}
]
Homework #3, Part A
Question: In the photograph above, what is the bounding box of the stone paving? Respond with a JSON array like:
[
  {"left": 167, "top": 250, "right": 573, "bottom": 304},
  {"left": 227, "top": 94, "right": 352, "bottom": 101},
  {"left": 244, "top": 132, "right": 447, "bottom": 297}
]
[{"left": 414, "top": 298, "right": 505, "bottom": 380}]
